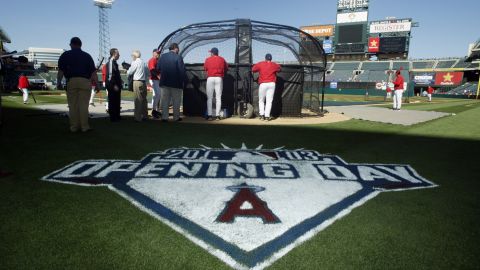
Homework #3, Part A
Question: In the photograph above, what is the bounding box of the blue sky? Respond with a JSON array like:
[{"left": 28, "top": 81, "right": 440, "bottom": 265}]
[{"left": 1, "top": 0, "right": 478, "bottom": 63}]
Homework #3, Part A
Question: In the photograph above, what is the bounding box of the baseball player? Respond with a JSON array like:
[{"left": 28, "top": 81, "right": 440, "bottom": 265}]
[
  {"left": 252, "top": 53, "right": 281, "bottom": 121},
  {"left": 148, "top": 49, "right": 161, "bottom": 118},
  {"left": 392, "top": 68, "right": 405, "bottom": 110},
  {"left": 17, "top": 73, "right": 30, "bottom": 104},
  {"left": 101, "top": 64, "right": 109, "bottom": 112},
  {"left": 204, "top": 47, "right": 228, "bottom": 120},
  {"left": 427, "top": 85, "right": 434, "bottom": 102}
]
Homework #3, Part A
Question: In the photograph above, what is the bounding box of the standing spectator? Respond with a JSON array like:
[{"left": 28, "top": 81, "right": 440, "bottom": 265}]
[
  {"left": 157, "top": 43, "right": 187, "bottom": 122},
  {"left": 148, "top": 49, "right": 161, "bottom": 118},
  {"left": 252, "top": 53, "right": 281, "bottom": 121},
  {"left": 18, "top": 73, "right": 30, "bottom": 104},
  {"left": 104, "top": 48, "right": 123, "bottom": 121},
  {"left": 427, "top": 85, "right": 434, "bottom": 102},
  {"left": 392, "top": 68, "right": 405, "bottom": 111},
  {"left": 57, "top": 37, "right": 98, "bottom": 132},
  {"left": 204, "top": 47, "right": 228, "bottom": 121},
  {"left": 127, "top": 50, "right": 148, "bottom": 122}
]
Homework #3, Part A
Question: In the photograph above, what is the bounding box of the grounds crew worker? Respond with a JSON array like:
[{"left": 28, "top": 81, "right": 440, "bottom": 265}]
[
  {"left": 204, "top": 47, "right": 228, "bottom": 121},
  {"left": 127, "top": 50, "right": 149, "bottom": 122},
  {"left": 17, "top": 73, "right": 30, "bottom": 104},
  {"left": 392, "top": 68, "right": 405, "bottom": 111},
  {"left": 57, "top": 37, "right": 98, "bottom": 133},
  {"left": 252, "top": 53, "right": 281, "bottom": 121}
]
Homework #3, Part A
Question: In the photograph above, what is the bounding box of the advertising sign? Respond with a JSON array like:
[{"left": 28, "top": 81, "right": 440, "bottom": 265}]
[
  {"left": 413, "top": 73, "right": 435, "bottom": 85},
  {"left": 368, "top": 37, "right": 379, "bottom": 53},
  {"left": 370, "top": 20, "right": 412, "bottom": 33},
  {"left": 323, "top": 39, "right": 333, "bottom": 54},
  {"left": 435, "top": 72, "right": 464, "bottom": 86},
  {"left": 337, "top": 0, "right": 369, "bottom": 10},
  {"left": 301, "top": 25, "right": 334, "bottom": 37},
  {"left": 337, "top": 11, "right": 368, "bottom": 23},
  {"left": 330, "top": 81, "right": 338, "bottom": 89}
]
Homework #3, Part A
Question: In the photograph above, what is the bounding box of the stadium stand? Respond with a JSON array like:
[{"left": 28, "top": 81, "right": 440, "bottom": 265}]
[
  {"left": 435, "top": 60, "right": 456, "bottom": 68},
  {"left": 332, "top": 62, "right": 360, "bottom": 70},
  {"left": 392, "top": 61, "right": 410, "bottom": 70},
  {"left": 361, "top": 61, "right": 390, "bottom": 71},
  {"left": 445, "top": 83, "right": 478, "bottom": 95},
  {"left": 412, "top": 61, "right": 435, "bottom": 69},
  {"left": 326, "top": 70, "right": 355, "bottom": 82}
]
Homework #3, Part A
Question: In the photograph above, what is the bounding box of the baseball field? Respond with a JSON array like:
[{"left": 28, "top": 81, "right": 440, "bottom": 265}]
[{"left": 1, "top": 92, "right": 479, "bottom": 269}]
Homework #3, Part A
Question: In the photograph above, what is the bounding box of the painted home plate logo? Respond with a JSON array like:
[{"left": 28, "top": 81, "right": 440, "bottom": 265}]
[{"left": 42, "top": 144, "right": 437, "bottom": 269}]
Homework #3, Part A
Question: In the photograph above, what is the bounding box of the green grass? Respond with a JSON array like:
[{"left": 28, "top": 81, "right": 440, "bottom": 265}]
[{"left": 1, "top": 93, "right": 479, "bottom": 269}]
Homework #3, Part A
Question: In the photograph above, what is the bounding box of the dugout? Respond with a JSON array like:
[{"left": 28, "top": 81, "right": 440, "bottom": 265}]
[{"left": 157, "top": 19, "right": 327, "bottom": 117}]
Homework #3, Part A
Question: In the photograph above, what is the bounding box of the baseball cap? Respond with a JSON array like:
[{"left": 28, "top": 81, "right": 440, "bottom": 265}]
[
  {"left": 210, "top": 47, "right": 219, "bottom": 55},
  {"left": 265, "top": 53, "right": 272, "bottom": 61}
]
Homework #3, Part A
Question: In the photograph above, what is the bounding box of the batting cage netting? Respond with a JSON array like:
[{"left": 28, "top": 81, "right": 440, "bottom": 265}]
[{"left": 157, "top": 19, "right": 326, "bottom": 117}]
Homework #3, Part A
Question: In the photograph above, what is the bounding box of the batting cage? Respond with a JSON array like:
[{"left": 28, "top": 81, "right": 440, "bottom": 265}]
[{"left": 157, "top": 19, "right": 327, "bottom": 118}]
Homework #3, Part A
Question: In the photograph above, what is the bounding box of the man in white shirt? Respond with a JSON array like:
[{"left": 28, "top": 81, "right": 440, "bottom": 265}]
[{"left": 127, "top": 50, "right": 148, "bottom": 121}]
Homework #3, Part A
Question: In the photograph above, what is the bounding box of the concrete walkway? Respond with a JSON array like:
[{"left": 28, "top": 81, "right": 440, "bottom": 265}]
[
  {"left": 326, "top": 105, "right": 451, "bottom": 126},
  {"left": 36, "top": 100, "right": 135, "bottom": 118}
]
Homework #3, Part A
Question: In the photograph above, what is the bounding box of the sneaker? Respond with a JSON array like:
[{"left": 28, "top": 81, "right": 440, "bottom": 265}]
[
  {"left": 266, "top": 117, "right": 273, "bottom": 121},
  {"left": 216, "top": 116, "right": 222, "bottom": 121},
  {"left": 259, "top": 115, "right": 265, "bottom": 120},
  {"left": 207, "top": 116, "right": 213, "bottom": 121},
  {"left": 151, "top": 110, "right": 160, "bottom": 119},
  {"left": 89, "top": 103, "right": 95, "bottom": 106}
]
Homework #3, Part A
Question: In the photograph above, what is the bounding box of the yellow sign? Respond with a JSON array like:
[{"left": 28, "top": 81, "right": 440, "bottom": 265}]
[{"left": 300, "top": 25, "right": 334, "bottom": 37}]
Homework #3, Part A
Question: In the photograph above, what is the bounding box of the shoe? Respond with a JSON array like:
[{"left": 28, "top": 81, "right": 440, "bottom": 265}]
[
  {"left": 152, "top": 110, "right": 160, "bottom": 119},
  {"left": 266, "top": 117, "right": 272, "bottom": 121},
  {"left": 89, "top": 103, "right": 95, "bottom": 106},
  {"left": 23, "top": 102, "right": 27, "bottom": 104},
  {"left": 206, "top": 115, "right": 213, "bottom": 121},
  {"left": 216, "top": 116, "right": 222, "bottom": 121},
  {"left": 106, "top": 109, "right": 109, "bottom": 113},
  {"left": 259, "top": 115, "right": 265, "bottom": 120}
]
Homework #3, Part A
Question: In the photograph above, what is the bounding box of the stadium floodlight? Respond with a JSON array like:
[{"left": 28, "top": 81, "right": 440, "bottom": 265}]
[
  {"left": 93, "top": 0, "right": 114, "bottom": 8},
  {"left": 93, "top": 0, "right": 114, "bottom": 62}
]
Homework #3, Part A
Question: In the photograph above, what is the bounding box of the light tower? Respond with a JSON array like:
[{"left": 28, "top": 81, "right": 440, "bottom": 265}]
[{"left": 93, "top": 0, "right": 114, "bottom": 62}]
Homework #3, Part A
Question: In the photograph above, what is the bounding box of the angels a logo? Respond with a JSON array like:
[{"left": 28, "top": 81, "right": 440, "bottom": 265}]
[{"left": 42, "top": 144, "right": 436, "bottom": 269}]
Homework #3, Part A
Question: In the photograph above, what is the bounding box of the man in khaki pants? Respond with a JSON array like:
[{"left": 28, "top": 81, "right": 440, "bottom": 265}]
[
  {"left": 57, "top": 37, "right": 98, "bottom": 132},
  {"left": 127, "top": 50, "right": 148, "bottom": 122}
]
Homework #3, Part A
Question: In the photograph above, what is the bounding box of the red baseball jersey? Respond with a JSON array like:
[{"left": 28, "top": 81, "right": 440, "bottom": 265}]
[
  {"left": 204, "top": 55, "right": 228, "bottom": 77},
  {"left": 252, "top": 61, "right": 281, "bottom": 84},
  {"left": 148, "top": 57, "right": 159, "bottom": 80},
  {"left": 18, "top": 75, "right": 30, "bottom": 89},
  {"left": 393, "top": 74, "right": 404, "bottom": 90},
  {"left": 427, "top": 86, "right": 434, "bottom": 94}
]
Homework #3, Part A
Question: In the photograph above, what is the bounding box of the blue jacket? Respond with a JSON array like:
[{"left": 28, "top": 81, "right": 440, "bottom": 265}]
[{"left": 157, "top": 51, "right": 187, "bottom": 89}]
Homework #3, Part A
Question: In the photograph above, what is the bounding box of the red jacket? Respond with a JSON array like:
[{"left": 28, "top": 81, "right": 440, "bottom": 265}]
[
  {"left": 18, "top": 75, "right": 30, "bottom": 89},
  {"left": 427, "top": 86, "right": 434, "bottom": 94},
  {"left": 204, "top": 55, "right": 228, "bottom": 77},
  {"left": 252, "top": 61, "right": 281, "bottom": 84},
  {"left": 148, "top": 57, "right": 159, "bottom": 80},
  {"left": 393, "top": 74, "right": 404, "bottom": 90},
  {"left": 102, "top": 64, "right": 107, "bottom": 82}
]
